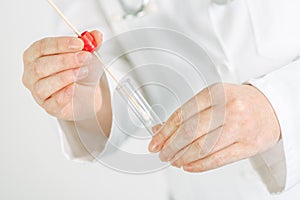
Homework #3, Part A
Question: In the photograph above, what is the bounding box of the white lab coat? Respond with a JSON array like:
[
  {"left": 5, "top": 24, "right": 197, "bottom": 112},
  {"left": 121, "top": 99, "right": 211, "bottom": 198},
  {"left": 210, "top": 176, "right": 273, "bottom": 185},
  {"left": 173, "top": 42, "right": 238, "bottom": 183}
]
[{"left": 56, "top": 0, "right": 300, "bottom": 199}]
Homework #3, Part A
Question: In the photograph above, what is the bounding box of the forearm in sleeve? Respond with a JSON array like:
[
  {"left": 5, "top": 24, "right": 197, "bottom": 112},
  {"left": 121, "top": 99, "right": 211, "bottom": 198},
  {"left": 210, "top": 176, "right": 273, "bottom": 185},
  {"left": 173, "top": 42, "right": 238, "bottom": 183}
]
[{"left": 248, "top": 58, "right": 300, "bottom": 193}]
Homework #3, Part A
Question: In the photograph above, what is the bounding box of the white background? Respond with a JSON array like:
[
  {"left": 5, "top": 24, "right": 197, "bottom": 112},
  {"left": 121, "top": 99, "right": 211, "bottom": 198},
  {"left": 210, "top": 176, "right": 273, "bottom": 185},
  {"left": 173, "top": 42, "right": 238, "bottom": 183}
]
[{"left": 0, "top": 1, "right": 167, "bottom": 199}]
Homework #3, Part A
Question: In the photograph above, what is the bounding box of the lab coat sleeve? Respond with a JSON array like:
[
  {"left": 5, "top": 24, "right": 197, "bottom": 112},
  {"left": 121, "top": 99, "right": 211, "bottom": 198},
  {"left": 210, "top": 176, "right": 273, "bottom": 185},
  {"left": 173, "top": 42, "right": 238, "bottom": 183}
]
[
  {"left": 248, "top": 58, "right": 300, "bottom": 193},
  {"left": 52, "top": 0, "right": 131, "bottom": 162}
]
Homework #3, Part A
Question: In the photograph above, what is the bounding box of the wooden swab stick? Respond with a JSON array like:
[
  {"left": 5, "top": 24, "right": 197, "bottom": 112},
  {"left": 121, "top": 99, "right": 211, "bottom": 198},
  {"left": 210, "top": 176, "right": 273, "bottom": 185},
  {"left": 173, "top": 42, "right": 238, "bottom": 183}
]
[{"left": 47, "top": 0, "right": 81, "bottom": 36}]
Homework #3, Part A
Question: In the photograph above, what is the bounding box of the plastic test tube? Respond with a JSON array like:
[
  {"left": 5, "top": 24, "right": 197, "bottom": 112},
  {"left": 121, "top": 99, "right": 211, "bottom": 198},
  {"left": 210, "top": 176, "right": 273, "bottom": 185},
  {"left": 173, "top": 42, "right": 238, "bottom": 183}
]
[{"left": 116, "top": 78, "right": 162, "bottom": 135}]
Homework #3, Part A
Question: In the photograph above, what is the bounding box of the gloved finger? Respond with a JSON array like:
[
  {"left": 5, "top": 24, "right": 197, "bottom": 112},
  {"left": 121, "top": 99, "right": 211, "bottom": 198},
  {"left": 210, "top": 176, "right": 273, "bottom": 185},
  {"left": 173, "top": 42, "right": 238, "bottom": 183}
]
[
  {"left": 182, "top": 143, "right": 247, "bottom": 172},
  {"left": 32, "top": 67, "right": 88, "bottom": 103},
  {"left": 171, "top": 125, "right": 236, "bottom": 167},
  {"left": 90, "top": 30, "right": 103, "bottom": 48},
  {"left": 33, "top": 51, "right": 90, "bottom": 79},
  {"left": 151, "top": 124, "right": 163, "bottom": 135},
  {"left": 23, "top": 37, "right": 84, "bottom": 63},
  {"left": 158, "top": 106, "right": 224, "bottom": 162},
  {"left": 42, "top": 84, "right": 74, "bottom": 119}
]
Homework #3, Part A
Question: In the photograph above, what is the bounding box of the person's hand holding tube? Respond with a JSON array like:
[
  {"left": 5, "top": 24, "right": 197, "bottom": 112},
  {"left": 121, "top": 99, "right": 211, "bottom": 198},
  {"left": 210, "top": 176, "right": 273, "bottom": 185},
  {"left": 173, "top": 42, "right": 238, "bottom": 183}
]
[
  {"left": 22, "top": 30, "right": 112, "bottom": 136},
  {"left": 148, "top": 83, "right": 281, "bottom": 172}
]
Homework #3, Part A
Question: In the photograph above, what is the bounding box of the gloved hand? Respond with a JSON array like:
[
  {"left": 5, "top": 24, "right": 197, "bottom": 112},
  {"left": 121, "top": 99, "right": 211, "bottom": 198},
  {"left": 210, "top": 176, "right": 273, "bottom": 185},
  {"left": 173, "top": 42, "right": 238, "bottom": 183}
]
[
  {"left": 22, "top": 30, "right": 104, "bottom": 121},
  {"left": 148, "top": 83, "right": 281, "bottom": 172}
]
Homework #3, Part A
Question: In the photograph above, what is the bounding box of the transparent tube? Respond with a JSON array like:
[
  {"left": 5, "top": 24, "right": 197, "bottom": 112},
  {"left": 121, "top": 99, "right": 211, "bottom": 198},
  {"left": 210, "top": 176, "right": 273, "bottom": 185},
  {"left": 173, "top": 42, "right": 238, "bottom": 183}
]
[{"left": 116, "top": 78, "right": 162, "bottom": 135}]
